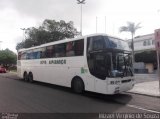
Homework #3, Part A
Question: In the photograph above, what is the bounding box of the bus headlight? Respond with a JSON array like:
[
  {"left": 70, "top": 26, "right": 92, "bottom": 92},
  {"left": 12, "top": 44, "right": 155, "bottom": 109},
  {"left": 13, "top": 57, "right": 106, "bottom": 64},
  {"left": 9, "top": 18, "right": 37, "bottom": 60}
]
[{"left": 114, "top": 87, "right": 120, "bottom": 93}]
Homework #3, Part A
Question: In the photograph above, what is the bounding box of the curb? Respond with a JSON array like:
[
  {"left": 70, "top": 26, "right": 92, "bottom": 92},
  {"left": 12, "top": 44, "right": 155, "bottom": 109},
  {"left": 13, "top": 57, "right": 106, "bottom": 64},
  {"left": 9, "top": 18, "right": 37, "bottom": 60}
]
[
  {"left": 127, "top": 91, "right": 160, "bottom": 98},
  {"left": 0, "top": 73, "right": 19, "bottom": 80}
]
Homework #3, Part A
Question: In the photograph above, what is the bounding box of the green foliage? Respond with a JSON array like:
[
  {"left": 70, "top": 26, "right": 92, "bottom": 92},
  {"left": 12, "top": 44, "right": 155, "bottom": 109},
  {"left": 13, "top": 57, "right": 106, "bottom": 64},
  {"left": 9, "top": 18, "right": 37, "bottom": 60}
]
[
  {"left": 0, "top": 49, "right": 17, "bottom": 66},
  {"left": 119, "top": 22, "right": 141, "bottom": 35},
  {"left": 135, "top": 51, "right": 156, "bottom": 63},
  {"left": 119, "top": 22, "right": 142, "bottom": 63},
  {"left": 16, "top": 19, "right": 80, "bottom": 50}
]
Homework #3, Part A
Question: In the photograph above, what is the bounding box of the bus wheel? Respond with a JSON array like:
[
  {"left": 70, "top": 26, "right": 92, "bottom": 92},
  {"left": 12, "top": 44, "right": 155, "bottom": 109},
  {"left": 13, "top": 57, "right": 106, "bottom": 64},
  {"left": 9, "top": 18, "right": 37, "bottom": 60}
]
[
  {"left": 28, "top": 72, "right": 34, "bottom": 83},
  {"left": 23, "top": 72, "right": 28, "bottom": 81},
  {"left": 72, "top": 77, "right": 84, "bottom": 93}
]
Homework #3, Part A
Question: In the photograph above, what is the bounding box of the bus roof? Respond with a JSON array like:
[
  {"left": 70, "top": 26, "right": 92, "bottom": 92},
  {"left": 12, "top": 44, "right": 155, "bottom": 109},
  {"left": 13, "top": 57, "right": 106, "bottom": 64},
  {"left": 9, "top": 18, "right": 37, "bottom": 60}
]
[{"left": 18, "top": 33, "right": 127, "bottom": 52}]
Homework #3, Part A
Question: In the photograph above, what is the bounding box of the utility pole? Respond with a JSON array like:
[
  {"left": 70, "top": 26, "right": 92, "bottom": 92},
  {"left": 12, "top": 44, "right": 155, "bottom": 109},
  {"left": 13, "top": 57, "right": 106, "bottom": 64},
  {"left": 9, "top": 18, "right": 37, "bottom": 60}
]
[
  {"left": 20, "top": 28, "right": 27, "bottom": 41},
  {"left": 77, "top": 0, "right": 86, "bottom": 36}
]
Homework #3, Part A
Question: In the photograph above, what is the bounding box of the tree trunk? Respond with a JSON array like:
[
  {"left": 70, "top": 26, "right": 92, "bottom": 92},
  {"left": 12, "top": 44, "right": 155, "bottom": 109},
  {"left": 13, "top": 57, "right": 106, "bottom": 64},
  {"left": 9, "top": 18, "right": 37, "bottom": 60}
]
[
  {"left": 131, "top": 33, "right": 135, "bottom": 62},
  {"left": 131, "top": 33, "right": 135, "bottom": 74}
]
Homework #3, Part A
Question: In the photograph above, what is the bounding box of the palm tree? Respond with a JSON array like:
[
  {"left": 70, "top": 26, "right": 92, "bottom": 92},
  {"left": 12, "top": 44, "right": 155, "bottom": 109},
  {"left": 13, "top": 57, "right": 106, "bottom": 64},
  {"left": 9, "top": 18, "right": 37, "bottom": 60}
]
[{"left": 119, "top": 22, "right": 141, "bottom": 63}]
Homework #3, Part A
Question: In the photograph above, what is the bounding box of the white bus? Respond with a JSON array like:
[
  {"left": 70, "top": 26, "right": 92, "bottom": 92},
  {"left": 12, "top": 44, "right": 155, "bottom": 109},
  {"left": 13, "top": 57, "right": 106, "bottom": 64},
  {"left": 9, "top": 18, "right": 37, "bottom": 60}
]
[{"left": 17, "top": 33, "right": 135, "bottom": 94}]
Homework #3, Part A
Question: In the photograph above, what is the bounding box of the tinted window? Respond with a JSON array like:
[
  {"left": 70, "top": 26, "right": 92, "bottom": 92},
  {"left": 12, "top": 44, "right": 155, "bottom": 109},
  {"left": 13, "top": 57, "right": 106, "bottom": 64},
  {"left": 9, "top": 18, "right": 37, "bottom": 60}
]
[
  {"left": 143, "top": 41, "right": 146, "bottom": 46},
  {"left": 87, "top": 36, "right": 105, "bottom": 51},
  {"left": 21, "top": 52, "right": 27, "bottom": 60},
  {"left": 106, "top": 36, "right": 130, "bottom": 51},
  {"left": 40, "top": 47, "right": 46, "bottom": 58},
  {"left": 55, "top": 43, "right": 66, "bottom": 57},
  {"left": 87, "top": 37, "right": 92, "bottom": 52},
  {"left": 18, "top": 52, "right": 21, "bottom": 60},
  {"left": 74, "top": 39, "right": 84, "bottom": 56},
  {"left": 46, "top": 46, "right": 55, "bottom": 58},
  {"left": 108, "top": 37, "right": 118, "bottom": 48},
  {"left": 32, "top": 51, "right": 40, "bottom": 59},
  {"left": 66, "top": 41, "right": 75, "bottom": 57},
  {"left": 147, "top": 40, "right": 151, "bottom": 45},
  {"left": 93, "top": 40, "right": 104, "bottom": 50},
  {"left": 26, "top": 51, "right": 32, "bottom": 59},
  {"left": 18, "top": 39, "right": 84, "bottom": 60},
  {"left": 93, "top": 36, "right": 104, "bottom": 50}
]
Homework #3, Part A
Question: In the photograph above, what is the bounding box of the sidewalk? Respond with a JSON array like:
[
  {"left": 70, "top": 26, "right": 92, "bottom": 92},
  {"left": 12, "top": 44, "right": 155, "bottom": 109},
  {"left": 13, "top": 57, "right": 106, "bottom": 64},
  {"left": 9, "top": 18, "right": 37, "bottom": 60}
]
[
  {"left": 128, "top": 81, "right": 160, "bottom": 97},
  {"left": 0, "top": 72, "right": 19, "bottom": 79}
]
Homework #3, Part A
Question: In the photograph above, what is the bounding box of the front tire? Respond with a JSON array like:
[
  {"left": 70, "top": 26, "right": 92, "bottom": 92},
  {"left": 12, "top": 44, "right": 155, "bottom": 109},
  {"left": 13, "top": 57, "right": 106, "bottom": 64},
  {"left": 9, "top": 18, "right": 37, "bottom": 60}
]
[{"left": 72, "top": 77, "right": 84, "bottom": 93}]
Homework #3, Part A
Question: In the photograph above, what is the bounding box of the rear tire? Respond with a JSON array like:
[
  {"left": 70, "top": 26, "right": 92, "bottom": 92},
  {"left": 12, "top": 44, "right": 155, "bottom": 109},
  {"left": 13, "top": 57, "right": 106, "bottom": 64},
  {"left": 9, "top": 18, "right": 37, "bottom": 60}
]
[
  {"left": 72, "top": 77, "right": 84, "bottom": 93},
  {"left": 28, "top": 72, "right": 34, "bottom": 83},
  {"left": 23, "top": 72, "right": 28, "bottom": 81}
]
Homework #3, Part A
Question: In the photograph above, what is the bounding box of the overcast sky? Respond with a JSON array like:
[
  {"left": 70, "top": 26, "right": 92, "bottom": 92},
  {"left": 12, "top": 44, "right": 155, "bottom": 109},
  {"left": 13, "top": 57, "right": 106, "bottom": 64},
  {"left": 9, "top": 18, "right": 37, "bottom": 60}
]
[{"left": 0, "top": 0, "right": 160, "bottom": 53}]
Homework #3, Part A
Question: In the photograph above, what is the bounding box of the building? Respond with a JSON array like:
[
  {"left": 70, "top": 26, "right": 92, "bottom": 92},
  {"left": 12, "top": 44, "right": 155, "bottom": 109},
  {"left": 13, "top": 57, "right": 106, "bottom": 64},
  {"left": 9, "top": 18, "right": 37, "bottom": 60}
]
[
  {"left": 128, "top": 33, "right": 156, "bottom": 73},
  {"left": 133, "top": 34, "right": 155, "bottom": 52}
]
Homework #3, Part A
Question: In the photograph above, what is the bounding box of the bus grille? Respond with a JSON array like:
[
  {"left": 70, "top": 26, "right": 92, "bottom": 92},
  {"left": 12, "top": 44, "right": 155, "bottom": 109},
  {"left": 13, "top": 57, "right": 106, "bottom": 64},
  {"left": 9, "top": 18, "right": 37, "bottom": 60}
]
[{"left": 121, "top": 79, "right": 131, "bottom": 83}]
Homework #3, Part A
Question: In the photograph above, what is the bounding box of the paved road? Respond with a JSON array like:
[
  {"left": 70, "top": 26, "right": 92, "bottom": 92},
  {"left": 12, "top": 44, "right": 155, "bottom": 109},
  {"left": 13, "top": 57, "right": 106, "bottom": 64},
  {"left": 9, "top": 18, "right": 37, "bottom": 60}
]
[{"left": 0, "top": 74, "right": 159, "bottom": 114}]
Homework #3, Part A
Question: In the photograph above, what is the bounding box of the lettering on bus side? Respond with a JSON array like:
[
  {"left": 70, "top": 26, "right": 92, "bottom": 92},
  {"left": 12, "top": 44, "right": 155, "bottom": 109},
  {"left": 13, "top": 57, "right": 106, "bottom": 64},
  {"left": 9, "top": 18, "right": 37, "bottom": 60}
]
[
  {"left": 49, "top": 59, "right": 66, "bottom": 64},
  {"left": 40, "top": 60, "right": 66, "bottom": 65},
  {"left": 40, "top": 60, "right": 47, "bottom": 64}
]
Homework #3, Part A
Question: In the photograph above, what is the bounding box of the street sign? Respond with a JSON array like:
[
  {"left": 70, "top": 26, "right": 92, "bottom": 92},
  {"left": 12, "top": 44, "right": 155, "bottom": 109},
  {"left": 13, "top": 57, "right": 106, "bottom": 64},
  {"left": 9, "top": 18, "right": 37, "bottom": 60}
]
[{"left": 155, "top": 29, "right": 160, "bottom": 49}]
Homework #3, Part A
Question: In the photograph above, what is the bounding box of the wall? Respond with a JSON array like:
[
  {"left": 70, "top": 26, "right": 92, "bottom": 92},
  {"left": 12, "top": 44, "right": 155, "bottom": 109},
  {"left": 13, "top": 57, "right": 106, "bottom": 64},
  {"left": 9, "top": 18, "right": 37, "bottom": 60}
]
[{"left": 145, "top": 63, "right": 154, "bottom": 73}]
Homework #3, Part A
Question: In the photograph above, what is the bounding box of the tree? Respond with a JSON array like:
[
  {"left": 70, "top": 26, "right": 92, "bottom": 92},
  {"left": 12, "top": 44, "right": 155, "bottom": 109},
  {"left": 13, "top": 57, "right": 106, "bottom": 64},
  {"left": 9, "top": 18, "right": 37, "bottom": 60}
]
[
  {"left": 119, "top": 22, "right": 141, "bottom": 62},
  {"left": 0, "top": 49, "right": 17, "bottom": 68},
  {"left": 16, "top": 19, "right": 80, "bottom": 50}
]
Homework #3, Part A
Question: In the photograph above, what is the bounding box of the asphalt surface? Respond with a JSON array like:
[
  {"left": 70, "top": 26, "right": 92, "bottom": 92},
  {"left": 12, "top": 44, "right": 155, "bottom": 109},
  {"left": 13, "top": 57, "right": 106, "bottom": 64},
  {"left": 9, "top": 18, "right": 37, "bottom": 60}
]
[
  {"left": 0, "top": 75, "right": 160, "bottom": 113},
  {"left": 0, "top": 73, "right": 159, "bottom": 115}
]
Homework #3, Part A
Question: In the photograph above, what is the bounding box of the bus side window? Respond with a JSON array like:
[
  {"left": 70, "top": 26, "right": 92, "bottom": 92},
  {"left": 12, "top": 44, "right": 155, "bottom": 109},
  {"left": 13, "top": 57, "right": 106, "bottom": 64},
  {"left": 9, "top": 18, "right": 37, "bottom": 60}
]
[
  {"left": 66, "top": 42, "right": 75, "bottom": 57},
  {"left": 32, "top": 52, "right": 39, "bottom": 59},
  {"left": 30, "top": 52, "right": 34, "bottom": 59},
  {"left": 21, "top": 52, "right": 27, "bottom": 60},
  {"left": 36, "top": 51, "right": 41, "bottom": 59},
  {"left": 40, "top": 47, "right": 46, "bottom": 58},
  {"left": 87, "top": 37, "right": 93, "bottom": 53},
  {"left": 26, "top": 52, "right": 30, "bottom": 59},
  {"left": 87, "top": 37, "right": 94, "bottom": 70},
  {"left": 87, "top": 36, "right": 104, "bottom": 52},
  {"left": 92, "top": 36, "right": 104, "bottom": 51},
  {"left": 18, "top": 52, "right": 21, "bottom": 60},
  {"left": 74, "top": 39, "right": 84, "bottom": 56},
  {"left": 26, "top": 53, "right": 31, "bottom": 59},
  {"left": 46, "top": 46, "right": 54, "bottom": 58},
  {"left": 55, "top": 43, "right": 66, "bottom": 57}
]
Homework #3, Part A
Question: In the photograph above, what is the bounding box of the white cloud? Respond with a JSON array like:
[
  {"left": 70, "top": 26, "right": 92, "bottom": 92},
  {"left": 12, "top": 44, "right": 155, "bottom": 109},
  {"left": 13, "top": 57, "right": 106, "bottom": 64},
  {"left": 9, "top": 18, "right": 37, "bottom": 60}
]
[{"left": 0, "top": 8, "right": 36, "bottom": 52}]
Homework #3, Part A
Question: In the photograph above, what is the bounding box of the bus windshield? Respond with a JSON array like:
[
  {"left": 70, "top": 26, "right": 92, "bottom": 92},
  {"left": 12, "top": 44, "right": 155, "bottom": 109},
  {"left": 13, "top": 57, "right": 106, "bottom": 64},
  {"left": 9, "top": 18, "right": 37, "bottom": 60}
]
[
  {"left": 87, "top": 35, "right": 133, "bottom": 80},
  {"left": 104, "top": 36, "right": 130, "bottom": 51},
  {"left": 111, "top": 51, "right": 133, "bottom": 78}
]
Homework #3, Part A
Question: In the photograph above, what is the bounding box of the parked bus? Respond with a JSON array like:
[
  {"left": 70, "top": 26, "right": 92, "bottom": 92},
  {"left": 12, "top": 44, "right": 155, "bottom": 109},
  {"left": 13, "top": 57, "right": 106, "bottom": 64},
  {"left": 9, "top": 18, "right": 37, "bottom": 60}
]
[{"left": 17, "top": 33, "right": 135, "bottom": 94}]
